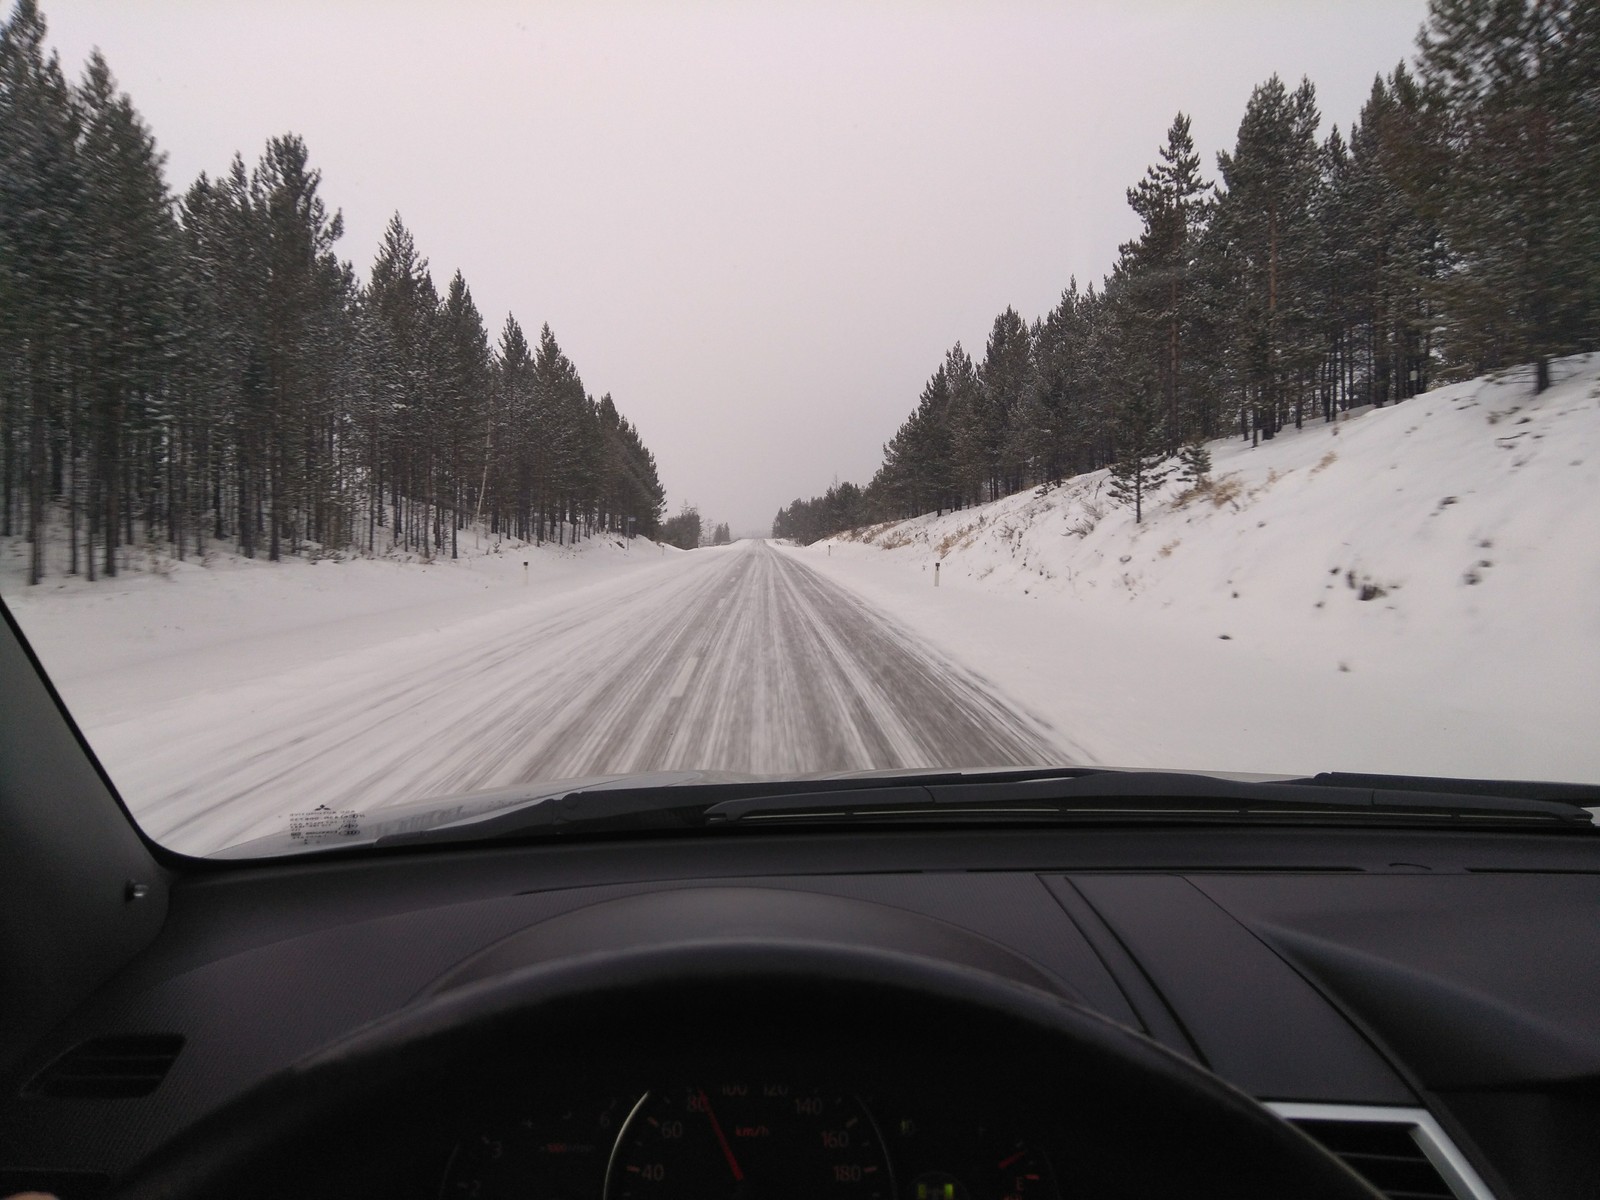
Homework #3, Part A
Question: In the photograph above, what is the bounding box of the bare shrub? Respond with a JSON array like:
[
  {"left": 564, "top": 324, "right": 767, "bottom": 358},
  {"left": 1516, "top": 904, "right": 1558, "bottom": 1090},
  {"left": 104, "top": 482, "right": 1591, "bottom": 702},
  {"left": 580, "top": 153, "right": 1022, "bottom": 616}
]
[
  {"left": 1066, "top": 500, "right": 1104, "bottom": 538},
  {"left": 936, "top": 524, "right": 975, "bottom": 556},
  {"left": 1208, "top": 475, "right": 1243, "bottom": 509}
]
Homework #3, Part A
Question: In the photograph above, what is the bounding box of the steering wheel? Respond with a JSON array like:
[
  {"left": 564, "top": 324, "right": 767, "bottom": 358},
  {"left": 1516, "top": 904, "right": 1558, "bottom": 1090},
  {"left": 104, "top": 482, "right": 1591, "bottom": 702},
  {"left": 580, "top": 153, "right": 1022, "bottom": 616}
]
[{"left": 109, "top": 938, "right": 1382, "bottom": 1200}]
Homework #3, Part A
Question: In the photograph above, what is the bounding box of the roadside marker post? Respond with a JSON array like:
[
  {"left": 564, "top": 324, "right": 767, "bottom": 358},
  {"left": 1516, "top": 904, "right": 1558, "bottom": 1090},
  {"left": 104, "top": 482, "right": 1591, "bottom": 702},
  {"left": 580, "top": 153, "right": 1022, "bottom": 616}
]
[
  {"left": 523, "top": 561, "right": 528, "bottom": 585},
  {"left": 935, "top": 562, "right": 940, "bottom": 587}
]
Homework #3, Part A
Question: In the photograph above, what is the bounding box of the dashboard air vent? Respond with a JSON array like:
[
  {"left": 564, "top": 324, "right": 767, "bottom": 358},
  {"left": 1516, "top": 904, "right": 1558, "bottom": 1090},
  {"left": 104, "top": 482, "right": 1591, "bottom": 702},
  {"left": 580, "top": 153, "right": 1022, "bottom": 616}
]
[
  {"left": 1290, "top": 1117, "right": 1453, "bottom": 1198},
  {"left": 24, "top": 1034, "right": 184, "bottom": 1098},
  {"left": 1267, "top": 1103, "right": 1495, "bottom": 1200}
]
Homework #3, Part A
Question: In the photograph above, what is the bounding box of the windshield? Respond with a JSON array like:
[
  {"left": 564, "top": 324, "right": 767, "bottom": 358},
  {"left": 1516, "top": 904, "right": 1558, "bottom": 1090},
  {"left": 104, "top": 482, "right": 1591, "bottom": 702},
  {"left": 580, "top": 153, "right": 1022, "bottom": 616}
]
[{"left": 2, "top": 0, "right": 1595, "bottom": 858}]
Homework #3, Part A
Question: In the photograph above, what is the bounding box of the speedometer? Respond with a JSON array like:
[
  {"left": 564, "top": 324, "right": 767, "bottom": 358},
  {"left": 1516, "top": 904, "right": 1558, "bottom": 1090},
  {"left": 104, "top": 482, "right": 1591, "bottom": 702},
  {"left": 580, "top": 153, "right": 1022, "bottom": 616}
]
[{"left": 605, "top": 1083, "right": 893, "bottom": 1200}]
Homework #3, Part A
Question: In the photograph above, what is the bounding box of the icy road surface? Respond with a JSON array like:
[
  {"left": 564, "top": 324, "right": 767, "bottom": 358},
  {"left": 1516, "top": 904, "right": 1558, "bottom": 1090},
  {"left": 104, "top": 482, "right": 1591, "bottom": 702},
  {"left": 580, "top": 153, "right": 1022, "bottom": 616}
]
[{"left": 99, "top": 539, "right": 1065, "bottom": 855}]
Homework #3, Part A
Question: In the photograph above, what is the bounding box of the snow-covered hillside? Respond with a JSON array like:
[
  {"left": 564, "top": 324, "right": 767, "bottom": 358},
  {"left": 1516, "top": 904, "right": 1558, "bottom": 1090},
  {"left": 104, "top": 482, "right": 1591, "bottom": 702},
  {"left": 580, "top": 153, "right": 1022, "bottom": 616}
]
[{"left": 787, "top": 355, "right": 1600, "bottom": 783}]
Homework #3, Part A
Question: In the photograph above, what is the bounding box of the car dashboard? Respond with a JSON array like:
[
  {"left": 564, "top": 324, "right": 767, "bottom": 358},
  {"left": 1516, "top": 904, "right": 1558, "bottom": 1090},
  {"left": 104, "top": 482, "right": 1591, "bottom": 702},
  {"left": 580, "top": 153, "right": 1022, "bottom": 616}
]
[{"left": 2, "top": 820, "right": 1598, "bottom": 1200}]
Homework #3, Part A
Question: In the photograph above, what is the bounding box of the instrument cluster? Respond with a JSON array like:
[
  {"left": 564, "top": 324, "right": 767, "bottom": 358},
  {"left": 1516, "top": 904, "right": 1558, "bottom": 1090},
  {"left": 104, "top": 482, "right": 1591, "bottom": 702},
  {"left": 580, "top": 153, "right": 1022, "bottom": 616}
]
[{"left": 439, "top": 1080, "right": 1062, "bottom": 1200}]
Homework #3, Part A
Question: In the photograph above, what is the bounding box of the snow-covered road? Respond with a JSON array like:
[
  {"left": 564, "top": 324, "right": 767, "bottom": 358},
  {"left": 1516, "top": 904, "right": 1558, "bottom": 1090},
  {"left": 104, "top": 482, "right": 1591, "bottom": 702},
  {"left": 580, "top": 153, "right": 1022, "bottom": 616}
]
[{"left": 99, "top": 539, "right": 1064, "bottom": 855}]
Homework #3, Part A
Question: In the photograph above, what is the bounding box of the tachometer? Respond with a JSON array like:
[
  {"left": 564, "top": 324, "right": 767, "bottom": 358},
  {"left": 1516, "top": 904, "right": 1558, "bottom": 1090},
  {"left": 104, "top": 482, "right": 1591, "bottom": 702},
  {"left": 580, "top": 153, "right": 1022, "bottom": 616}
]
[{"left": 605, "top": 1083, "right": 893, "bottom": 1200}]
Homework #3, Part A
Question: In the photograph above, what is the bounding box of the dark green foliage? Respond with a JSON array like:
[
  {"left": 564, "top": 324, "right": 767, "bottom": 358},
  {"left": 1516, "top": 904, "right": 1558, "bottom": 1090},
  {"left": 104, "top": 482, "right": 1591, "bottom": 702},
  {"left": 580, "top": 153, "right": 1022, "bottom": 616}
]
[
  {"left": 1212, "top": 75, "right": 1325, "bottom": 442},
  {"left": 941, "top": 344, "right": 985, "bottom": 506},
  {"left": 1339, "top": 65, "right": 1445, "bottom": 408},
  {"left": 771, "top": 482, "right": 867, "bottom": 544},
  {"left": 1, "top": 0, "right": 88, "bottom": 582},
  {"left": 0, "top": 1, "right": 667, "bottom": 581},
  {"left": 873, "top": 365, "right": 956, "bottom": 519},
  {"left": 787, "top": 2, "right": 1595, "bottom": 534},
  {"left": 660, "top": 503, "right": 702, "bottom": 551},
  {"left": 1107, "top": 432, "right": 1170, "bottom": 527},
  {"left": 1176, "top": 439, "right": 1212, "bottom": 488},
  {"left": 1119, "top": 113, "right": 1213, "bottom": 444},
  {"left": 980, "top": 307, "right": 1034, "bottom": 500},
  {"left": 1418, "top": 0, "right": 1599, "bottom": 390},
  {"left": 1101, "top": 295, "right": 1172, "bottom": 524}
]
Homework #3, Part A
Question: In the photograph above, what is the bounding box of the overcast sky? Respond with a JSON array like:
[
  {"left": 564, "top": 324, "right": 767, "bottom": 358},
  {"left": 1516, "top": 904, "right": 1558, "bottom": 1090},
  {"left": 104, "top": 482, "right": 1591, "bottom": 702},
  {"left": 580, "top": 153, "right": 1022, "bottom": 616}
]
[{"left": 40, "top": 1, "right": 1428, "bottom": 535}]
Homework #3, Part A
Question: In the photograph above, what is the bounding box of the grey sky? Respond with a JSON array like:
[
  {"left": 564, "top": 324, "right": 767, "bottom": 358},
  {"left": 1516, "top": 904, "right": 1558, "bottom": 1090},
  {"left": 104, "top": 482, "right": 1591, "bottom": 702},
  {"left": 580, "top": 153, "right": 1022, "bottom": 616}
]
[{"left": 41, "top": 1, "right": 1428, "bottom": 536}]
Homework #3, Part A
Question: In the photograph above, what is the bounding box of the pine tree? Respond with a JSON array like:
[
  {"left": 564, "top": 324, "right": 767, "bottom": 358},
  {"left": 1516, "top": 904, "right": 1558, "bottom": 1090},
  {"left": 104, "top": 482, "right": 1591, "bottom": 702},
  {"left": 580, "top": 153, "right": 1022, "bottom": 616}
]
[
  {"left": 979, "top": 307, "right": 1033, "bottom": 496},
  {"left": 0, "top": 0, "right": 85, "bottom": 582},
  {"left": 1213, "top": 75, "right": 1324, "bottom": 442},
  {"left": 873, "top": 364, "right": 957, "bottom": 518},
  {"left": 1176, "top": 439, "right": 1212, "bottom": 488},
  {"left": 250, "top": 133, "right": 346, "bottom": 560},
  {"left": 491, "top": 314, "right": 533, "bottom": 540},
  {"left": 1106, "top": 382, "right": 1171, "bottom": 525},
  {"left": 1418, "top": 0, "right": 1599, "bottom": 391},
  {"left": 438, "top": 271, "right": 489, "bottom": 558},
  {"left": 1025, "top": 279, "right": 1108, "bottom": 481},
  {"left": 661, "top": 502, "right": 702, "bottom": 550},
  {"left": 1120, "top": 113, "right": 1213, "bottom": 445},
  {"left": 943, "top": 343, "right": 986, "bottom": 506},
  {"left": 0, "top": 12, "right": 668, "bottom": 583},
  {"left": 366, "top": 214, "right": 434, "bottom": 552},
  {"left": 618, "top": 419, "right": 665, "bottom": 538},
  {"left": 1339, "top": 65, "right": 1446, "bottom": 407},
  {"left": 1103, "top": 271, "right": 1173, "bottom": 525},
  {"left": 532, "top": 323, "right": 587, "bottom": 544}
]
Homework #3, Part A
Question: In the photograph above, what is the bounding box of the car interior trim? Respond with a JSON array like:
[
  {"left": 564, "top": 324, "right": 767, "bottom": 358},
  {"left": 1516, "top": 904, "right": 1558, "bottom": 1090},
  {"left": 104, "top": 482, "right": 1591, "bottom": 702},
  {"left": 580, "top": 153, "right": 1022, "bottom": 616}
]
[{"left": 1267, "top": 1102, "right": 1498, "bottom": 1200}]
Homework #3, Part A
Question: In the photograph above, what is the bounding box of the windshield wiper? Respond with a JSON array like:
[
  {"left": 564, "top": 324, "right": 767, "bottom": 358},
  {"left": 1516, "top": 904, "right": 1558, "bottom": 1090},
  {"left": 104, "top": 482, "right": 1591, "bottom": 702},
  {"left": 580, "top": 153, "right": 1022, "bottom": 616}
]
[
  {"left": 702, "top": 771, "right": 1596, "bottom": 826},
  {"left": 1298, "top": 770, "right": 1600, "bottom": 806},
  {"left": 374, "top": 768, "right": 1595, "bottom": 848}
]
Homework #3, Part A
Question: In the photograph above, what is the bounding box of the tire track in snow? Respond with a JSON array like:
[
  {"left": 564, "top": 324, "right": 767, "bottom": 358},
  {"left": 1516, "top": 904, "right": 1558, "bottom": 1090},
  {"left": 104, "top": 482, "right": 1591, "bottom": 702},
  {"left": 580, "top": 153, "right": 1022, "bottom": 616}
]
[{"left": 112, "top": 540, "right": 1068, "bottom": 854}]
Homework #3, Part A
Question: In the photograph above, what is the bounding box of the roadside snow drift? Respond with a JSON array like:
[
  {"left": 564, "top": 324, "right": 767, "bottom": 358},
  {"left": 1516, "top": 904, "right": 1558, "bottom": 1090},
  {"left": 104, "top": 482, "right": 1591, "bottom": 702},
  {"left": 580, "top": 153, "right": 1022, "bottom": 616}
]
[{"left": 789, "top": 355, "right": 1600, "bottom": 784}]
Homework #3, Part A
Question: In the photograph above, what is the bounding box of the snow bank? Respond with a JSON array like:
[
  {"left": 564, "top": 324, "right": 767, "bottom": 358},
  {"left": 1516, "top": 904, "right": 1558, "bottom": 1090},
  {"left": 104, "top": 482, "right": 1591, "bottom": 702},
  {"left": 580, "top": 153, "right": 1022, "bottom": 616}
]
[
  {"left": 2, "top": 528, "right": 683, "bottom": 729},
  {"left": 785, "top": 356, "right": 1600, "bottom": 783}
]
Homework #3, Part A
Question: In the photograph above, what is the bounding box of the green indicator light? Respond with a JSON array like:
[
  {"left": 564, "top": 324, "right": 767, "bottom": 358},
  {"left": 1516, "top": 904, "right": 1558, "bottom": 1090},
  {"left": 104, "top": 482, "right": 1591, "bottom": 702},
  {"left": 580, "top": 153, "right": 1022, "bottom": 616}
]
[
  {"left": 916, "top": 1186, "right": 928, "bottom": 1200},
  {"left": 944, "top": 1185, "right": 955, "bottom": 1200}
]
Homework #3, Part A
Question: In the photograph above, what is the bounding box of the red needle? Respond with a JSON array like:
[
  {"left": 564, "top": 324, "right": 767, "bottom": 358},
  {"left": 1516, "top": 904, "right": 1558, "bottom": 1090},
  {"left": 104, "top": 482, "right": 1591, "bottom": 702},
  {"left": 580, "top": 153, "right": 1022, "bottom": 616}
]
[{"left": 698, "top": 1088, "right": 746, "bottom": 1183}]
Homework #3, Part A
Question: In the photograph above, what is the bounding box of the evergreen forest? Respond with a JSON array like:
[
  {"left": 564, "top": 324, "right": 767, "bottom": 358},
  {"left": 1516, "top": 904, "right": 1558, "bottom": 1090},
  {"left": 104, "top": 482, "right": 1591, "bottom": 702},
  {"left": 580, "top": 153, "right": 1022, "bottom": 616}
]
[
  {"left": 1, "top": 1, "right": 668, "bottom": 586},
  {"left": 774, "top": 0, "right": 1599, "bottom": 543}
]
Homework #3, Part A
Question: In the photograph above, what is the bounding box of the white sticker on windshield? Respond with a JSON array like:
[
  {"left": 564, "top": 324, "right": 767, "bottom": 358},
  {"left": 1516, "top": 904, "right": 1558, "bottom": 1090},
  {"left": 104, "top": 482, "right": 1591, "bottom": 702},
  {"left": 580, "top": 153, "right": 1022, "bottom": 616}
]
[{"left": 288, "top": 805, "right": 363, "bottom": 843}]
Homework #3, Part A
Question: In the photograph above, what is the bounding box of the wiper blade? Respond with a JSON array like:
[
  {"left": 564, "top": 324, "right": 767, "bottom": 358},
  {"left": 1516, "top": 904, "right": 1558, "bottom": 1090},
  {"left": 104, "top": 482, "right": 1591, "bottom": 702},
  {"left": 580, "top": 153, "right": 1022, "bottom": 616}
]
[
  {"left": 703, "top": 771, "right": 1596, "bottom": 826},
  {"left": 372, "top": 771, "right": 983, "bottom": 847},
  {"left": 374, "top": 786, "right": 713, "bottom": 847},
  {"left": 374, "top": 768, "right": 1596, "bottom": 849},
  {"left": 1302, "top": 770, "right": 1600, "bottom": 806}
]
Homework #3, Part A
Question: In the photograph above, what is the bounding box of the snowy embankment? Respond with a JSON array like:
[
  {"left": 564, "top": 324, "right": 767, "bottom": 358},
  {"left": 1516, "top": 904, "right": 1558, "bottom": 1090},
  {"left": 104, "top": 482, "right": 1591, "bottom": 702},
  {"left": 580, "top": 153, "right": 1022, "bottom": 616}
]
[
  {"left": 2, "top": 529, "right": 684, "bottom": 732},
  {"left": 784, "top": 356, "right": 1600, "bottom": 783}
]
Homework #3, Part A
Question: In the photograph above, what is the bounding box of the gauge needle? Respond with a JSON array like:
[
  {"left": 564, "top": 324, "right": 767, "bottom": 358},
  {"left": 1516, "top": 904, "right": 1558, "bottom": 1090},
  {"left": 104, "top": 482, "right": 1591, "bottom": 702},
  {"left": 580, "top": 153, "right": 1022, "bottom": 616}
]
[{"left": 697, "top": 1089, "right": 746, "bottom": 1183}]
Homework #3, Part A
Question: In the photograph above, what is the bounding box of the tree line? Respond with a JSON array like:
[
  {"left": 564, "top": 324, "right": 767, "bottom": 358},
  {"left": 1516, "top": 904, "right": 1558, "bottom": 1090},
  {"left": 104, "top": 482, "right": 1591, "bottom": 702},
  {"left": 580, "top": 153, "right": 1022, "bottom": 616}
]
[
  {"left": 1, "top": 0, "right": 668, "bottom": 586},
  {"left": 776, "top": 0, "right": 1598, "bottom": 540}
]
